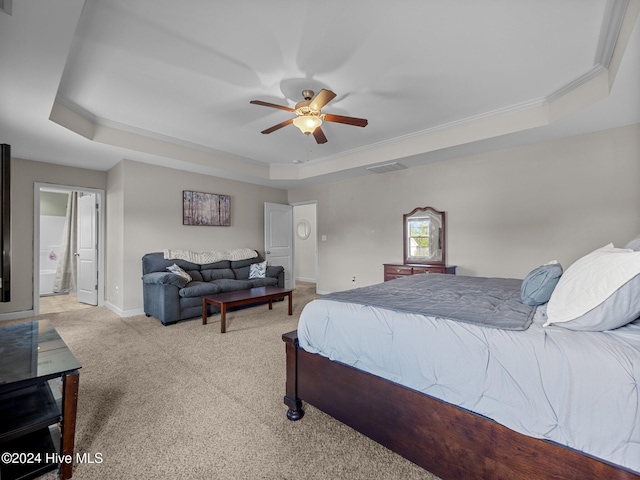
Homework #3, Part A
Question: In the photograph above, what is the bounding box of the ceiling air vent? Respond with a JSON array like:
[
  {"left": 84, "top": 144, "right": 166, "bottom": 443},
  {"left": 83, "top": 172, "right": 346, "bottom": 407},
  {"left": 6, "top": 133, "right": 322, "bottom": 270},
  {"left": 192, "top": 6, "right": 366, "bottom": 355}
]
[
  {"left": 0, "top": 0, "right": 12, "bottom": 16},
  {"left": 366, "top": 162, "right": 407, "bottom": 174}
]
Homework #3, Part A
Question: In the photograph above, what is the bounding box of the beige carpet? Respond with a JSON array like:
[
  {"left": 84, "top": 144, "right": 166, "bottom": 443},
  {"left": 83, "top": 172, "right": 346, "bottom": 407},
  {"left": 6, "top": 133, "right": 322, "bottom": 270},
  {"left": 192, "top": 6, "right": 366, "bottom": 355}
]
[{"left": 23, "top": 282, "right": 437, "bottom": 479}]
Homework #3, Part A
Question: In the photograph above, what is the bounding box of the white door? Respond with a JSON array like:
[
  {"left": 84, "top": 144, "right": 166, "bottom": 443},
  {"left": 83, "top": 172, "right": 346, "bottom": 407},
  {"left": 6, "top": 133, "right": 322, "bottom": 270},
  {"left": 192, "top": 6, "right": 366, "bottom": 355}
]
[
  {"left": 76, "top": 193, "right": 98, "bottom": 305},
  {"left": 264, "top": 202, "right": 293, "bottom": 289}
]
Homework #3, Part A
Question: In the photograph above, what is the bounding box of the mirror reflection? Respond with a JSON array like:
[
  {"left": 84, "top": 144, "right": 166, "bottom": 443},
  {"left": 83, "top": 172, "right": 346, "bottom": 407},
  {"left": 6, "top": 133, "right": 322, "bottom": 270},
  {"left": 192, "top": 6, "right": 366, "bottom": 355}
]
[{"left": 403, "top": 207, "right": 445, "bottom": 265}]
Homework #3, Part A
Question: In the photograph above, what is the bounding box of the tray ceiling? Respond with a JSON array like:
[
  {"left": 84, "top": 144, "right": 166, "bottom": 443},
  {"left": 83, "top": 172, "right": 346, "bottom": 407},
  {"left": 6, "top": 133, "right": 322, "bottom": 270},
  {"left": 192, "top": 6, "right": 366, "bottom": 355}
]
[{"left": 1, "top": 0, "right": 639, "bottom": 188}]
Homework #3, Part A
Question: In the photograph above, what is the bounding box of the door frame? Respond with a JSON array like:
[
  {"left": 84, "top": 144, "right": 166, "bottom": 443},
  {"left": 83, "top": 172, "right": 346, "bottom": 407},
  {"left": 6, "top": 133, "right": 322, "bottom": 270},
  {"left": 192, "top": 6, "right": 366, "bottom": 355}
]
[{"left": 33, "top": 183, "right": 105, "bottom": 315}]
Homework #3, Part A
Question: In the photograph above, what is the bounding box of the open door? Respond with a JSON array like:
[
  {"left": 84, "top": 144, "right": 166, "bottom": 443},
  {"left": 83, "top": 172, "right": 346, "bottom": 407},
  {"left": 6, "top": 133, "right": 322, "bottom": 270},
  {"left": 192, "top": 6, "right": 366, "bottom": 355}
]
[
  {"left": 76, "top": 193, "right": 98, "bottom": 305},
  {"left": 264, "top": 202, "right": 293, "bottom": 289}
]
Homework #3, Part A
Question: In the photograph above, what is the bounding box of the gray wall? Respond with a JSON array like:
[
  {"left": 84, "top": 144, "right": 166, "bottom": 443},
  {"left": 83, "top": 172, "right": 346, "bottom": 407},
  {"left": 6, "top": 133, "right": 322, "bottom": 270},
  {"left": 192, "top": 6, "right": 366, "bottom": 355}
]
[
  {"left": 106, "top": 160, "right": 288, "bottom": 314},
  {"left": 3, "top": 124, "right": 638, "bottom": 316},
  {"left": 1, "top": 157, "right": 288, "bottom": 317},
  {"left": 0, "top": 159, "right": 107, "bottom": 315},
  {"left": 288, "top": 124, "right": 640, "bottom": 294}
]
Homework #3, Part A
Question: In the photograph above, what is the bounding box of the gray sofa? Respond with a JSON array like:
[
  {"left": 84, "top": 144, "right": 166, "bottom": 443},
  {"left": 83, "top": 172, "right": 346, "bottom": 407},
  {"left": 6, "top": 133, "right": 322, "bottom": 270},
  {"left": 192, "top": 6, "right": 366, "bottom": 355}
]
[{"left": 142, "top": 251, "right": 284, "bottom": 325}]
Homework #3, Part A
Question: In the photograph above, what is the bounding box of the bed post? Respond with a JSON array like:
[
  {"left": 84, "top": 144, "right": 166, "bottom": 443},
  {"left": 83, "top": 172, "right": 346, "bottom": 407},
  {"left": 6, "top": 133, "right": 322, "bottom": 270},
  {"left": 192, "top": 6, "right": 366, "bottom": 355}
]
[{"left": 282, "top": 330, "right": 304, "bottom": 420}]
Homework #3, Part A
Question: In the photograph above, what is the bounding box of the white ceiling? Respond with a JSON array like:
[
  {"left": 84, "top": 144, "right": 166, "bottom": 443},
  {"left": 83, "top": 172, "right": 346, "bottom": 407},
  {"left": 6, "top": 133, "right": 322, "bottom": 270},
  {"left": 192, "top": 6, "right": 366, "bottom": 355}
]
[{"left": 1, "top": 0, "right": 639, "bottom": 189}]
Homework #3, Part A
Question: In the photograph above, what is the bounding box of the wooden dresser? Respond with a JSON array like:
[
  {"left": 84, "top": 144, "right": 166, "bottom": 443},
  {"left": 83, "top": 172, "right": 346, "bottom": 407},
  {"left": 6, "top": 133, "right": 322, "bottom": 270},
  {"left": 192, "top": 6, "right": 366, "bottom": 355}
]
[{"left": 383, "top": 263, "right": 457, "bottom": 282}]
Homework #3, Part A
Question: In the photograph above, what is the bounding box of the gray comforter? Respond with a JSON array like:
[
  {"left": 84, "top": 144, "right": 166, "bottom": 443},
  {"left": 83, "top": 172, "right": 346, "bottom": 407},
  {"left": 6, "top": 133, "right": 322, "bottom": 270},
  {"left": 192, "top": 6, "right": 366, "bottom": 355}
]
[{"left": 323, "top": 274, "right": 535, "bottom": 330}]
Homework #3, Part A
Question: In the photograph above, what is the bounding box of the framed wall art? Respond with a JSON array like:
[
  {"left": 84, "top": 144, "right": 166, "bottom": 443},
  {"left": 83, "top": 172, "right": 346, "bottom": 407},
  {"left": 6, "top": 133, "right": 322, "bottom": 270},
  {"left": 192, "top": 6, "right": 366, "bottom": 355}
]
[{"left": 183, "top": 190, "right": 230, "bottom": 226}]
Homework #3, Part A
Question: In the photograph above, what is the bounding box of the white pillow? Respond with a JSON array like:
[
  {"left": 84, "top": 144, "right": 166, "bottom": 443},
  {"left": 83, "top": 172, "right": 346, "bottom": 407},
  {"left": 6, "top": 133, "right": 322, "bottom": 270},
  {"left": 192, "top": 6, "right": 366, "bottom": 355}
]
[
  {"left": 249, "top": 261, "right": 267, "bottom": 279},
  {"left": 167, "top": 263, "right": 192, "bottom": 283},
  {"left": 544, "top": 244, "right": 640, "bottom": 328}
]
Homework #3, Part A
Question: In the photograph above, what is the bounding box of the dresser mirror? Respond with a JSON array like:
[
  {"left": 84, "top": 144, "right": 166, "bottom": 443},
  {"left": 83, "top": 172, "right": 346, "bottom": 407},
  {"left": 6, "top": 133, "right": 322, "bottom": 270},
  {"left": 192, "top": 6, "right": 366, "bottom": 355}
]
[{"left": 403, "top": 206, "right": 446, "bottom": 265}]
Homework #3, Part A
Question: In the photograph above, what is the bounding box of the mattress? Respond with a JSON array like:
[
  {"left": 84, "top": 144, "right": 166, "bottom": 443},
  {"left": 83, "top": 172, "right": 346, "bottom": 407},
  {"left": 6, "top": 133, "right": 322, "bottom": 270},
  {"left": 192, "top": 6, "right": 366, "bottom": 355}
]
[{"left": 297, "top": 298, "right": 640, "bottom": 473}]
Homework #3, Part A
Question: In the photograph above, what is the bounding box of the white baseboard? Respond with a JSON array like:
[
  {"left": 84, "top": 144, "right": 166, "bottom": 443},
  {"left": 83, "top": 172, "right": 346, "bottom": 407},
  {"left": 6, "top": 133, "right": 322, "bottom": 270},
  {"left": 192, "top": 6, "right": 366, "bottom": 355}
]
[
  {"left": 0, "top": 310, "right": 35, "bottom": 322},
  {"left": 295, "top": 277, "right": 317, "bottom": 283},
  {"left": 105, "top": 302, "right": 145, "bottom": 318}
]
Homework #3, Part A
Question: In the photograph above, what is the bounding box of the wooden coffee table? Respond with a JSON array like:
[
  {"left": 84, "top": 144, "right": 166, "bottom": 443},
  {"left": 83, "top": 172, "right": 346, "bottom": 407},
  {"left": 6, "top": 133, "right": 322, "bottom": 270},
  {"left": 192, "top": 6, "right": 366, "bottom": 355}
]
[{"left": 202, "top": 286, "right": 293, "bottom": 333}]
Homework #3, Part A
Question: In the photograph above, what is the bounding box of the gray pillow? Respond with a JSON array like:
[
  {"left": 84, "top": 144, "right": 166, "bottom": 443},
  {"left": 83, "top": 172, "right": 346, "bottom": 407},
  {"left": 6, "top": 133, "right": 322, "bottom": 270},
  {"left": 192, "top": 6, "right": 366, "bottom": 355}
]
[
  {"left": 520, "top": 262, "right": 563, "bottom": 306},
  {"left": 625, "top": 234, "right": 640, "bottom": 251}
]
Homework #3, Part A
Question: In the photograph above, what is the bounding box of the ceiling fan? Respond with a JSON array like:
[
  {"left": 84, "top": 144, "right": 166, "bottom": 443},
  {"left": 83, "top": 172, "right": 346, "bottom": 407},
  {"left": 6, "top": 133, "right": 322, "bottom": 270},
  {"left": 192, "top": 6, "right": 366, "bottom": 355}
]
[{"left": 250, "top": 89, "right": 368, "bottom": 144}]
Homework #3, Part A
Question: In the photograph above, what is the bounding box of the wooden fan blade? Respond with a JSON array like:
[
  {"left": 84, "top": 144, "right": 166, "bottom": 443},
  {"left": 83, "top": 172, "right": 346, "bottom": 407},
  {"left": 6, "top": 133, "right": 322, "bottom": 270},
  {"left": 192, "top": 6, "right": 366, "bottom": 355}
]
[
  {"left": 261, "top": 118, "right": 293, "bottom": 134},
  {"left": 323, "top": 113, "right": 368, "bottom": 127},
  {"left": 313, "top": 127, "right": 328, "bottom": 144},
  {"left": 310, "top": 89, "right": 337, "bottom": 111},
  {"left": 250, "top": 100, "right": 295, "bottom": 113}
]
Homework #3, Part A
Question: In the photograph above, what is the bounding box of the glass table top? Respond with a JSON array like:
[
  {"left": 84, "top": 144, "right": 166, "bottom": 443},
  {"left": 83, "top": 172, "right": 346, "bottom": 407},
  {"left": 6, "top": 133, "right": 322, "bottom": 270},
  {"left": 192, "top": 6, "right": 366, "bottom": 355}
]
[{"left": 0, "top": 320, "right": 81, "bottom": 388}]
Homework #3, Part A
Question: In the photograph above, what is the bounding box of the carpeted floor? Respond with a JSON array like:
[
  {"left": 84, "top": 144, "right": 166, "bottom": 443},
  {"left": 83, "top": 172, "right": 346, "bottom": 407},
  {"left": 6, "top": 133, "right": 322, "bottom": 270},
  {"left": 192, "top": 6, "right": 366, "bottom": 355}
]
[{"left": 17, "top": 282, "right": 437, "bottom": 479}]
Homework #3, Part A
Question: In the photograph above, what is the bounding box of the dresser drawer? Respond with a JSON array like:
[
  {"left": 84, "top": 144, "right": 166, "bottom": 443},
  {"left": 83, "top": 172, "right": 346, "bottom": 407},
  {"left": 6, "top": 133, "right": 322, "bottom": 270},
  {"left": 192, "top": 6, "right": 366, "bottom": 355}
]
[
  {"left": 383, "top": 263, "right": 456, "bottom": 281},
  {"left": 385, "top": 265, "right": 413, "bottom": 276},
  {"left": 412, "top": 266, "right": 435, "bottom": 274},
  {"left": 412, "top": 265, "right": 457, "bottom": 275},
  {"left": 384, "top": 274, "right": 406, "bottom": 281}
]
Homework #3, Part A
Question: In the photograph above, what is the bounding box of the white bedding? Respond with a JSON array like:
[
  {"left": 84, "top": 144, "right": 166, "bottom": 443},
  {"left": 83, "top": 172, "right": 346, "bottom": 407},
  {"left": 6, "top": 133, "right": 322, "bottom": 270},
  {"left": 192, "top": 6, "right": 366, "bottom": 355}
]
[{"left": 298, "top": 299, "right": 640, "bottom": 473}]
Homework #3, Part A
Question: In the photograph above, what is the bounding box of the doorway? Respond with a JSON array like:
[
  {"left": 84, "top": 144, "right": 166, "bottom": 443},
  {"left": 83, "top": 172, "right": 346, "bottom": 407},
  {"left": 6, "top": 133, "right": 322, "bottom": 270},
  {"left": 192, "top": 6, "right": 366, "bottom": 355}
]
[
  {"left": 34, "top": 183, "right": 105, "bottom": 316},
  {"left": 264, "top": 202, "right": 318, "bottom": 292},
  {"left": 293, "top": 203, "right": 318, "bottom": 285}
]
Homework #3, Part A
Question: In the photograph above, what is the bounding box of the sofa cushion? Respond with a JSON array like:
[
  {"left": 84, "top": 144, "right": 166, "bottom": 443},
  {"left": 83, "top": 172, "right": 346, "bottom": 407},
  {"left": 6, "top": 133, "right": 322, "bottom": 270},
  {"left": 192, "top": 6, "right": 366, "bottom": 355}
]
[
  {"left": 142, "top": 272, "right": 189, "bottom": 288},
  {"left": 179, "top": 281, "right": 221, "bottom": 298},
  {"left": 234, "top": 266, "right": 250, "bottom": 280},
  {"left": 211, "top": 279, "right": 253, "bottom": 292},
  {"left": 142, "top": 252, "right": 200, "bottom": 275},
  {"left": 201, "top": 268, "right": 235, "bottom": 282},
  {"left": 230, "top": 255, "right": 263, "bottom": 269},
  {"left": 186, "top": 270, "right": 203, "bottom": 282},
  {"left": 266, "top": 265, "right": 283, "bottom": 278},
  {"left": 200, "top": 260, "right": 231, "bottom": 270},
  {"left": 247, "top": 277, "right": 278, "bottom": 288}
]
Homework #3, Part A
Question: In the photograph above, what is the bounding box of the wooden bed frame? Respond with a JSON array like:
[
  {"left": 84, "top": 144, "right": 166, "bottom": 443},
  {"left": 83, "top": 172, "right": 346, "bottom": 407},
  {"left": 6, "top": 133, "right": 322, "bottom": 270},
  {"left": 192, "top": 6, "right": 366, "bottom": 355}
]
[{"left": 283, "top": 331, "right": 640, "bottom": 480}]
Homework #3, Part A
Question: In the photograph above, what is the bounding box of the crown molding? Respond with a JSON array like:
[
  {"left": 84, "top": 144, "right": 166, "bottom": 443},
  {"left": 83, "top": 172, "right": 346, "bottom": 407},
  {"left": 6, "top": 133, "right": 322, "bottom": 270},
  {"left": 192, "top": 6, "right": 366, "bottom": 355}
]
[
  {"left": 50, "top": 0, "right": 639, "bottom": 184},
  {"left": 545, "top": 65, "right": 608, "bottom": 104},
  {"left": 596, "top": 0, "right": 630, "bottom": 67},
  {"left": 52, "top": 94, "right": 264, "bottom": 167}
]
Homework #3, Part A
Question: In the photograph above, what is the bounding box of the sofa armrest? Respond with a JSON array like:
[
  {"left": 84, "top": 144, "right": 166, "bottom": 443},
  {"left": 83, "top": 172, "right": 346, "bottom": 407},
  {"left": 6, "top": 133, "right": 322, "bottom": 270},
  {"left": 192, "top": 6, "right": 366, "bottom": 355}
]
[
  {"left": 142, "top": 275, "right": 184, "bottom": 325},
  {"left": 142, "top": 272, "right": 189, "bottom": 288},
  {"left": 266, "top": 265, "right": 285, "bottom": 288}
]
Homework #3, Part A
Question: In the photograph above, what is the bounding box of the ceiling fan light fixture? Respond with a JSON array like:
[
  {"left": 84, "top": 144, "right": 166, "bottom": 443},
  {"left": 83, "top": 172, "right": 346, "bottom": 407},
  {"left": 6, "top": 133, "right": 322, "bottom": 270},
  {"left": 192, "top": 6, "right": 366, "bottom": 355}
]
[
  {"left": 293, "top": 114, "right": 322, "bottom": 134},
  {"left": 250, "top": 88, "right": 367, "bottom": 143}
]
